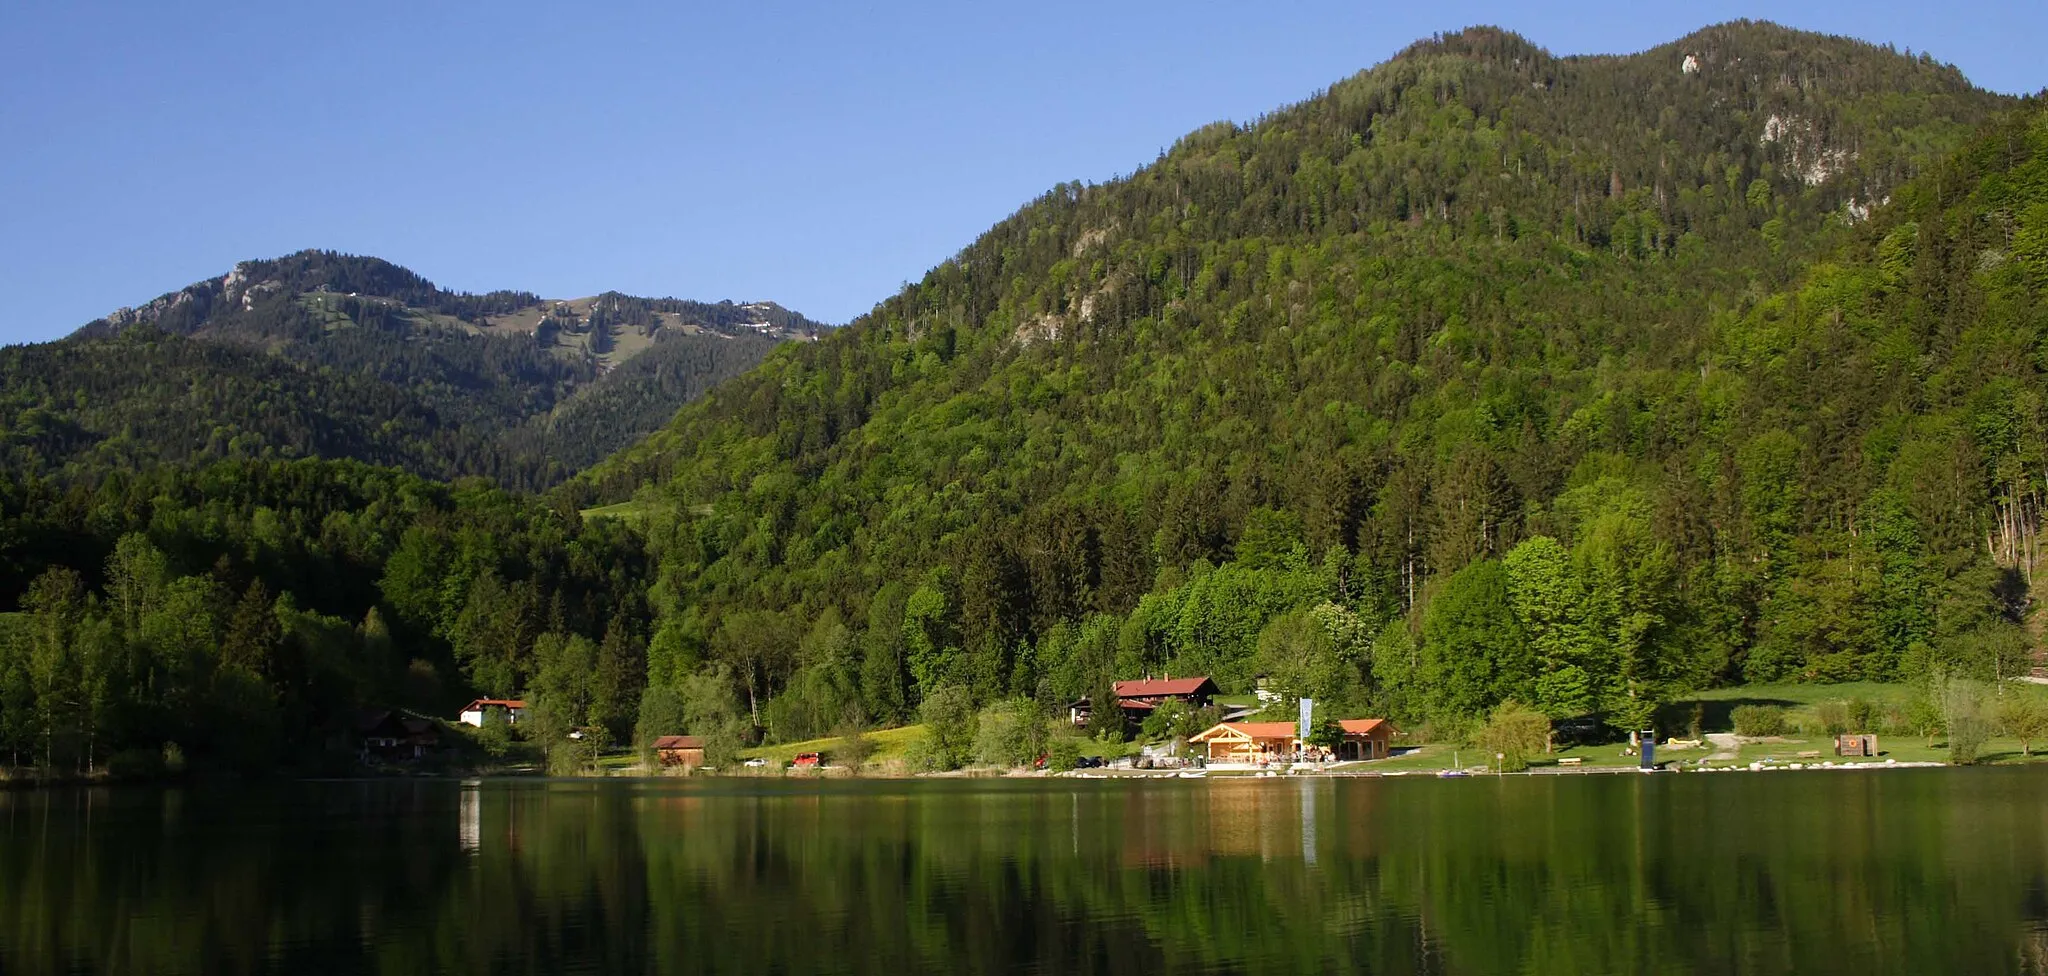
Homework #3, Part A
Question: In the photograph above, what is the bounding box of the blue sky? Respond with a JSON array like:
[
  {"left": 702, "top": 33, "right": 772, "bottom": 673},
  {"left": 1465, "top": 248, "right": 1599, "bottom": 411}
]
[{"left": 1, "top": 1, "right": 2040, "bottom": 344}]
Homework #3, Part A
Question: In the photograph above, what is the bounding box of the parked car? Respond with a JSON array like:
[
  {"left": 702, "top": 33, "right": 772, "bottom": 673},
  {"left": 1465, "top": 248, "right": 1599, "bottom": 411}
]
[
  {"left": 792, "top": 752, "right": 822, "bottom": 768},
  {"left": 742, "top": 758, "right": 769, "bottom": 768}
]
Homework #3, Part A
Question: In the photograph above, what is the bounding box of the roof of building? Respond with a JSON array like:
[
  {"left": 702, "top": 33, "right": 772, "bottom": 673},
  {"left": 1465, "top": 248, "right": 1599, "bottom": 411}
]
[
  {"left": 1113, "top": 676, "right": 1218, "bottom": 699},
  {"left": 651, "top": 735, "right": 706, "bottom": 750},
  {"left": 1190, "top": 718, "right": 1394, "bottom": 742},
  {"left": 355, "top": 709, "right": 441, "bottom": 737},
  {"left": 462, "top": 698, "right": 528, "bottom": 711},
  {"left": 1191, "top": 721, "right": 1299, "bottom": 741}
]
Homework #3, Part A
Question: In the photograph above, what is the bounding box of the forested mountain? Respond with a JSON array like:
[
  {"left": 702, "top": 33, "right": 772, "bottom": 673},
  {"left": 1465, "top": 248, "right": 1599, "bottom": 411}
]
[
  {"left": 1, "top": 22, "right": 2041, "bottom": 773},
  {"left": 561, "top": 22, "right": 2033, "bottom": 742},
  {"left": 6, "top": 250, "right": 831, "bottom": 489}
]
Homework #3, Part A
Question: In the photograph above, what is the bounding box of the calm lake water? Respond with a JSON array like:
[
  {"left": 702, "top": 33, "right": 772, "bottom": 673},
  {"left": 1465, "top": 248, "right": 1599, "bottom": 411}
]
[{"left": 5, "top": 769, "right": 2048, "bottom": 974}]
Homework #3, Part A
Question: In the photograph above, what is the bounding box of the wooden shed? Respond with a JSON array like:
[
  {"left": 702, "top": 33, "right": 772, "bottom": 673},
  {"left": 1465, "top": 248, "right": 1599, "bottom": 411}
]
[
  {"left": 1835, "top": 734, "right": 1878, "bottom": 757},
  {"left": 653, "top": 735, "right": 707, "bottom": 768}
]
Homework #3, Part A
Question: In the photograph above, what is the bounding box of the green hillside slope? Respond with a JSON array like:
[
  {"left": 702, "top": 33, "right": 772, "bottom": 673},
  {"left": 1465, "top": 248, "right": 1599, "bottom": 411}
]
[
  {"left": 0, "top": 329, "right": 501, "bottom": 480},
  {"left": 566, "top": 23, "right": 2028, "bottom": 740}
]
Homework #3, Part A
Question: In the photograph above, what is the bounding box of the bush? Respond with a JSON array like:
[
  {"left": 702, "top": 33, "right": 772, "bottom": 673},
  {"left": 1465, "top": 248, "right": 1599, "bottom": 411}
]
[
  {"left": 473, "top": 712, "right": 514, "bottom": 760},
  {"left": 1997, "top": 693, "right": 2048, "bottom": 757},
  {"left": 901, "top": 736, "right": 948, "bottom": 773},
  {"left": 105, "top": 747, "right": 165, "bottom": 780},
  {"left": 1903, "top": 693, "right": 1945, "bottom": 744},
  {"left": 974, "top": 699, "right": 1048, "bottom": 768},
  {"left": 690, "top": 717, "right": 748, "bottom": 770},
  {"left": 1846, "top": 697, "right": 1880, "bottom": 734},
  {"left": 1941, "top": 678, "right": 1991, "bottom": 765},
  {"left": 831, "top": 726, "right": 878, "bottom": 770},
  {"left": 1814, "top": 700, "right": 1850, "bottom": 736},
  {"left": 546, "top": 727, "right": 607, "bottom": 776},
  {"left": 1477, "top": 702, "right": 1551, "bottom": 773},
  {"left": 1046, "top": 737, "right": 1082, "bottom": 772},
  {"left": 918, "top": 684, "right": 977, "bottom": 770},
  {"left": 1730, "top": 705, "right": 1788, "bottom": 738}
]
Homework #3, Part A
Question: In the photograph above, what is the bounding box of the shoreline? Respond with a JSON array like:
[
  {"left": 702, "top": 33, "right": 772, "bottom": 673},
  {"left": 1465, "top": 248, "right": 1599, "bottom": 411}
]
[{"left": 0, "top": 751, "right": 1975, "bottom": 789}]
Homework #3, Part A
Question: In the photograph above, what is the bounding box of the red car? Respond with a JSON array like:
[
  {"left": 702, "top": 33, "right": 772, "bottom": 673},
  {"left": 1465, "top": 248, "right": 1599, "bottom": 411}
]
[{"left": 792, "top": 752, "right": 822, "bottom": 768}]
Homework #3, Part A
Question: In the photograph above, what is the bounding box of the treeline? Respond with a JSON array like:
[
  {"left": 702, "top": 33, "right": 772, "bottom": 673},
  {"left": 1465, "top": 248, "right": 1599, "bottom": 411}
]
[
  {"left": 562, "top": 30, "right": 2040, "bottom": 745},
  {"left": 0, "top": 459, "right": 648, "bottom": 772}
]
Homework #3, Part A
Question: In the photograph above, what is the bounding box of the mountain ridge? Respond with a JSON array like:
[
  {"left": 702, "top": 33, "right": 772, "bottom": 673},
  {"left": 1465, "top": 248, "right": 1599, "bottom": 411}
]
[{"left": 8, "top": 249, "right": 831, "bottom": 489}]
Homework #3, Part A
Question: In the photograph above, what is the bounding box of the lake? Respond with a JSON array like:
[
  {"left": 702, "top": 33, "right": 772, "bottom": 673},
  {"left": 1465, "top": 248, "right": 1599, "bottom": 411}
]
[{"left": 3, "top": 769, "right": 2047, "bottom": 974}]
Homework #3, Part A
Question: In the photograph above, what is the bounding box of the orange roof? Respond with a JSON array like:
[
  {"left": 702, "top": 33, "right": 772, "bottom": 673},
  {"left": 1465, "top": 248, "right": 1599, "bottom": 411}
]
[
  {"left": 652, "top": 735, "right": 704, "bottom": 749},
  {"left": 1191, "top": 721, "right": 1298, "bottom": 741},
  {"left": 1114, "top": 677, "right": 1217, "bottom": 698},
  {"left": 462, "top": 699, "right": 527, "bottom": 711},
  {"left": 1191, "top": 719, "right": 1394, "bottom": 742}
]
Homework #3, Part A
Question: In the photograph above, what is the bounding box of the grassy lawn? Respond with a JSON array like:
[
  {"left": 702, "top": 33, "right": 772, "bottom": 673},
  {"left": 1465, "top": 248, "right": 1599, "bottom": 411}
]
[
  {"left": 739, "top": 725, "right": 926, "bottom": 766},
  {"left": 579, "top": 499, "right": 674, "bottom": 523},
  {"left": 1696, "top": 735, "right": 2048, "bottom": 767},
  {"left": 1662, "top": 680, "right": 2048, "bottom": 765},
  {"left": 1080, "top": 738, "right": 1142, "bottom": 759},
  {"left": 1363, "top": 741, "right": 1649, "bottom": 773}
]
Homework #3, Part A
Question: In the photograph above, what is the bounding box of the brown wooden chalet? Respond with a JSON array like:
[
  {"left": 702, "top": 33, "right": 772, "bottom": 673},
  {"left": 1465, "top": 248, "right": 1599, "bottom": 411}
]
[
  {"left": 652, "top": 735, "right": 707, "bottom": 768},
  {"left": 1068, "top": 675, "right": 1219, "bottom": 726},
  {"left": 356, "top": 709, "right": 441, "bottom": 762}
]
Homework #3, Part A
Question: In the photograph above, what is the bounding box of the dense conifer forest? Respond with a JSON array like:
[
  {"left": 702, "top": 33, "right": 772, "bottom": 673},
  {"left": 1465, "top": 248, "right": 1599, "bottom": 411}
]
[{"left": 2, "top": 22, "right": 2045, "bottom": 771}]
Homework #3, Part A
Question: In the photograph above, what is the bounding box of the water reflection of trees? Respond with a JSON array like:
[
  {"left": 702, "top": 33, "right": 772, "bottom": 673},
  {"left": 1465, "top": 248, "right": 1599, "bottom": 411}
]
[{"left": 2, "top": 774, "right": 2046, "bottom": 974}]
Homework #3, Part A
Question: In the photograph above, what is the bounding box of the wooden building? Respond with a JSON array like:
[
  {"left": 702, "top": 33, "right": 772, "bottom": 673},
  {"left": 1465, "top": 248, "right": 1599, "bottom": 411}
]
[
  {"left": 1190, "top": 718, "right": 1397, "bottom": 764},
  {"left": 653, "top": 735, "right": 707, "bottom": 768},
  {"left": 1069, "top": 676, "right": 1220, "bottom": 727},
  {"left": 1330, "top": 719, "right": 1396, "bottom": 760},
  {"left": 1190, "top": 721, "right": 1300, "bottom": 764},
  {"left": 1835, "top": 733, "right": 1878, "bottom": 757},
  {"left": 357, "top": 710, "right": 440, "bottom": 762}
]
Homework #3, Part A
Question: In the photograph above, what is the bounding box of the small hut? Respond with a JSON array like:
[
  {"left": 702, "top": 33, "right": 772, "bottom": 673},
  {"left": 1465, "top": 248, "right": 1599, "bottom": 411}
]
[
  {"left": 653, "top": 735, "right": 707, "bottom": 768},
  {"left": 1835, "top": 733, "right": 1878, "bottom": 757}
]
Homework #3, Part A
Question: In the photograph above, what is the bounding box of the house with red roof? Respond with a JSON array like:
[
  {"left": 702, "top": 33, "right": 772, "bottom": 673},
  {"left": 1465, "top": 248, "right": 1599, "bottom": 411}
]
[
  {"left": 1068, "top": 675, "right": 1220, "bottom": 727},
  {"left": 458, "top": 699, "right": 527, "bottom": 728}
]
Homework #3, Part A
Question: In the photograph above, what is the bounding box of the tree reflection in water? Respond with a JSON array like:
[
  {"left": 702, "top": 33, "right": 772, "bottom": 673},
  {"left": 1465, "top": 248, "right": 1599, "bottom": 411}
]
[{"left": 2, "top": 771, "right": 2047, "bottom": 975}]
